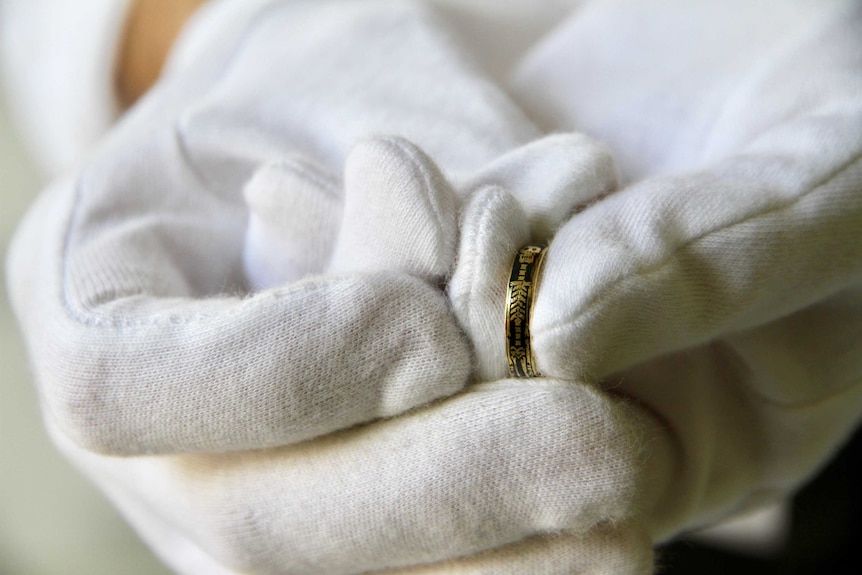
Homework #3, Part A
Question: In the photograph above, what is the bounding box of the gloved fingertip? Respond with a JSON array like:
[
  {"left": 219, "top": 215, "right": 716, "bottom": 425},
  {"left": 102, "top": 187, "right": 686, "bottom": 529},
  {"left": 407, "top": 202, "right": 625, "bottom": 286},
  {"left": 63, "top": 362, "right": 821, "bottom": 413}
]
[
  {"left": 242, "top": 158, "right": 341, "bottom": 289},
  {"left": 330, "top": 136, "right": 459, "bottom": 281},
  {"left": 449, "top": 186, "right": 529, "bottom": 381}
]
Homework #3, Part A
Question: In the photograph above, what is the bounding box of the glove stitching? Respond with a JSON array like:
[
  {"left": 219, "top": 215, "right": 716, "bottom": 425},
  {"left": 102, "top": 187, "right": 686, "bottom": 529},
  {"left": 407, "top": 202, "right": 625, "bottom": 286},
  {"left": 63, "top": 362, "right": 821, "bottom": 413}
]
[
  {"left": 59, "top": 163, "right": 353, "bottom": 331},
  {"left": 272, "top": 156, "right": 341, "bottom": 200},
  {"left": 539, "top": 151, "right": 862, "bottom": 342},
  {"left": 59, "top": 143, "right": 223, "bottom": 327}
]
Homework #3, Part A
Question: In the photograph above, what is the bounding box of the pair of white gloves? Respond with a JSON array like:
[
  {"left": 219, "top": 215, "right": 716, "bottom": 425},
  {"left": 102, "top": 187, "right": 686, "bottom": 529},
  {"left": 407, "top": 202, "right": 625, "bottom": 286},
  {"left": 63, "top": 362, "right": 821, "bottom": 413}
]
[{"left": 8, "top": 0, "right": 862, "bottom": 573}]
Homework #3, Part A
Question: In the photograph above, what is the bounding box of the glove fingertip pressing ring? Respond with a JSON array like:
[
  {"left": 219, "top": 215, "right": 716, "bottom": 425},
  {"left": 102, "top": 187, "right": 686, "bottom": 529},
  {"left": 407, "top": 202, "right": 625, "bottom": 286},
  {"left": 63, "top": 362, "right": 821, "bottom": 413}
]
[{"left": 505, "top": 245, "right": 547, "bottom": 378}]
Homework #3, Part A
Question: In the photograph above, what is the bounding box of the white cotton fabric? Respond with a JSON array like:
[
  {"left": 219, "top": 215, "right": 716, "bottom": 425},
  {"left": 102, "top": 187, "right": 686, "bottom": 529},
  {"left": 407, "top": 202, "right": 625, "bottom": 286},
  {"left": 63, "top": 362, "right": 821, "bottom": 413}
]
[
  {"left": 5, "top": 0, "right": 862, "bottom": 574},
  {"left": 8, "top": 135, "right": 471, "bottom": 455}
]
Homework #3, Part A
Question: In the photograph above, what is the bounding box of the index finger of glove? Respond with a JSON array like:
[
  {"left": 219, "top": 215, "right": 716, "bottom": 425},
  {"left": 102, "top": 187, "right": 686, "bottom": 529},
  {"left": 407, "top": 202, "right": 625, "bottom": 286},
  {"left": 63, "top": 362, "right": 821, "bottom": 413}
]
[
  {"left": 534, "top": 112, "right": 862, "bottom": 381},
  {"left": 7, "top": 160, "right": 470, "bottom": 456}
]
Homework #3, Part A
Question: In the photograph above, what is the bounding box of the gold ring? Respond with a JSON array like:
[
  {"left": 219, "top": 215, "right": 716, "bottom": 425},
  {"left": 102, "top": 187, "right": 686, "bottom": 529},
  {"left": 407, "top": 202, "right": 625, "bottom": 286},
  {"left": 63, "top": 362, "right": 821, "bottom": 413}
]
[{"left": 505, "top": 245, "right": 547, "bottom": 378}]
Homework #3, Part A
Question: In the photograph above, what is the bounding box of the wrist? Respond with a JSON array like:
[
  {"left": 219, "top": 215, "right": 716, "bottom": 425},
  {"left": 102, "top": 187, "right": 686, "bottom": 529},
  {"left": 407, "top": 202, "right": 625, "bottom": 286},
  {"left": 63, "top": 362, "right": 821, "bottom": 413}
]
[{"left": 116, "top": 0, "right": 207, "bottom": 107}]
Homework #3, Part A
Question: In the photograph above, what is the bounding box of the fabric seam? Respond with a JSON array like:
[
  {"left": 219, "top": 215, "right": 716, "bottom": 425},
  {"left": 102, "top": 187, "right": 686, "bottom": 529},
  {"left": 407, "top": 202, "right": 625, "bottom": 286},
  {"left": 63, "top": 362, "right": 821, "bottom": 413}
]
[{"left": 539, "top": 151, "right": 862, "bottom": 340}]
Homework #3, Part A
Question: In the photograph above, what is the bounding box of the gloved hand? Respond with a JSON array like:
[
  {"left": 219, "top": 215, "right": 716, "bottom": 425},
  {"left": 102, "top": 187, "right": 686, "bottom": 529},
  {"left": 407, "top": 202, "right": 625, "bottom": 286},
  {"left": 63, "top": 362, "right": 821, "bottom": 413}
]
[
  {"left": 452, "top": 0, "right": 862, "bottom": 547},
  {"left": 8, "top": 1, "right": 862, "bottom": 575},
  {"left": 10, "top": 1, "right": 624, "bottom": 573},
  {"left": 8, "top": 0, "right": 540, "bottom": 458},
  {"left": 22, "top": 129, "right": 653, "bottom": 575}
]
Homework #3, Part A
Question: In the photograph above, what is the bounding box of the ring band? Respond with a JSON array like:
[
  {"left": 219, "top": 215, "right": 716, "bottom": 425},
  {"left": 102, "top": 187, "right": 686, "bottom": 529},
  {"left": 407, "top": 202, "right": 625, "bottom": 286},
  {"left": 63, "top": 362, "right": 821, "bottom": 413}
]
[{"left": 505, "top": 245, "right": 547, "bottom": 378}]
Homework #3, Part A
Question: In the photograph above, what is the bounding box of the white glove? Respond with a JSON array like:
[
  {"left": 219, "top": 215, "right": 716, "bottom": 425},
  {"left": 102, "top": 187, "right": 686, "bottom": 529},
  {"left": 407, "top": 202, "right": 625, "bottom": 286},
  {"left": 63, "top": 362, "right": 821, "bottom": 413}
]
[
  {"left": 453, "top": 0, "right": 862, "bottom": 544},
  {"left": 6, "top": 0, "right": 483, "bottom": 526},
  {"left": 10, "top": 1, "right": 618, "bottom": 573},
  {"left": 28, "top": 130, "right": 653, "bottom": 575},
  {"left": 9, "top": 0, "right": 544, "bottom": 458},
  {"left": 9, "top": 0, "right": 862, "bottom": 574}
]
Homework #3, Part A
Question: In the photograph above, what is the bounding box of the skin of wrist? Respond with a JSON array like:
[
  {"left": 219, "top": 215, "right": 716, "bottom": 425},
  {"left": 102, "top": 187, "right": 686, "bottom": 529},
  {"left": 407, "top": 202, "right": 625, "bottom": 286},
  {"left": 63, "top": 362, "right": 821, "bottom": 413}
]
[{"left": 116, "top": 0, "right": 207, "bottom": 107}]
